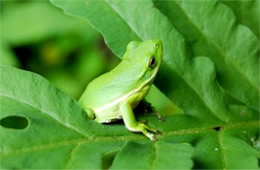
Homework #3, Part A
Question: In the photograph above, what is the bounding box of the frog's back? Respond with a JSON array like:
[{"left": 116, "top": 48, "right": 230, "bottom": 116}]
[{"left": 79, "top": 61, "right": 144, "bottom": 109}]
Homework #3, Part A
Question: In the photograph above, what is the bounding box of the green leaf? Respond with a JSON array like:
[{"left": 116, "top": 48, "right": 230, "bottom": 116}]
[
  {"left": 0, "top": 66, "right": 195, "bottom": 169},
  {"left": 153, "top": 0, "right": 259, "bottom": 111},
  {"left": 0, "top": 66, "right": 123, "bottom": 168},
  {"left": 1, "top": 66, "right": 258, "bottom": 168}
]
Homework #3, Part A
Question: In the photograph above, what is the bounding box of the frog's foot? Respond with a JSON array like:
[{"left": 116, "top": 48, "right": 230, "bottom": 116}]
[
  {"left": 129, "top": 123, "right": 158, "bottom": 141},
  {"left": 84, "top": 108, "right": 95, "bottom": 120}
]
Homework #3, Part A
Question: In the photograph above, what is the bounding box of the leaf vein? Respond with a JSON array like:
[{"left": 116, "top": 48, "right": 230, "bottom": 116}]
[
  {"left": 0, "top": 138, "right": 86, "bottom": 158},
  {"left": 217, "top": 132, "right": 227, "bottom": 170},
  {"left": 150, "top": 142, "right": 157, "bottom": 168},
  {"left": 64, "top": 141, "right": 85, "bottom": 169}
]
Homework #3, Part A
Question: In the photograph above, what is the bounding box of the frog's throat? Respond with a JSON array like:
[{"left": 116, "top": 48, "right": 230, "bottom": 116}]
[{"left": 94, "top": 67, "right": 160, "bottom": 113}]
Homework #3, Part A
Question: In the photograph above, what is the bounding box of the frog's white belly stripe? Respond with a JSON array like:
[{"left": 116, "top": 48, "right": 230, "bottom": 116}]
[{"left": 93, "top": 69, "right": 158, "bottom": 113}]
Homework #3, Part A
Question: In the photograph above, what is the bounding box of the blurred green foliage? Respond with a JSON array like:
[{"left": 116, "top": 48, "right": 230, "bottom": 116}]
[
  {"left": 0, "top": 0, "right": 119, "bottom": 99},
  {"left": 0, "top": 0, "right": 180, "bottom": 114}
]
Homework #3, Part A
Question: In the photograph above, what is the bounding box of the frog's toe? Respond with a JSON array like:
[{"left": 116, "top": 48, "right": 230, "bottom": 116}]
[
  {"left": 135, "top": 123, "right": 158, "bottom": 140},
  {"left": 143, "top": 124, "right": 157, "bottom": 133}
]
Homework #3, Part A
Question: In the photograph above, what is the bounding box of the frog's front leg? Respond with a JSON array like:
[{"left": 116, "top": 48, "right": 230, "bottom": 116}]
[{"left": 119, "top": 93, "right": 157, "bottom": 141}]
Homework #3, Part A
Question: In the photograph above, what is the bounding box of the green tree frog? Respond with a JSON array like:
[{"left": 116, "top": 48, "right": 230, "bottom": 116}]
[{"left": 79, "top": 40, "right": 163, "bottom": 141}]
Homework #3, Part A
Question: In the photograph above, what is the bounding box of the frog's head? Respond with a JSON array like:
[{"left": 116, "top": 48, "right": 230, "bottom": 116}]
[{"left": 124, "top": 39, "right": 163, "bottom": 82}]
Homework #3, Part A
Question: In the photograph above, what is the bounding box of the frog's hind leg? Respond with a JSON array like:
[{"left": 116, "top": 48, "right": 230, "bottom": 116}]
[
  {"left": 120, "top": 94, "right": 157, "bottom": 141},
  {"left": 84, "top": 108, "right": 95, "bottom": 120}
]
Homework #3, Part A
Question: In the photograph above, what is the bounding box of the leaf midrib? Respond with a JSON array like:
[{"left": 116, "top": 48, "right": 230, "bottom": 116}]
[
  {"left": 64, "top": 140, "right": 85, "bottom": 169},
  {"left": 1, "top": 120, "right": 258, "bottom": 157}
]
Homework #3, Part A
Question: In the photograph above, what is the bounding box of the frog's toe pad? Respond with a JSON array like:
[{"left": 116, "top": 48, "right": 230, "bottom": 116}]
[{"left": 146, "top": 133, "right": 157, "bottom": 141}]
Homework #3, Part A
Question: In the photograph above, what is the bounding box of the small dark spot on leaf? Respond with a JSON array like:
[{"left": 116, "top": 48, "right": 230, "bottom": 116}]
[
  {"left": 213, "top": 126, "right": 221, "bottom": 131},
  {"left": 0, "top": 116, "right": 28, "bottom": 129},
  {"left": 101, "top": 150, "right": 118, "bottom": 170}
]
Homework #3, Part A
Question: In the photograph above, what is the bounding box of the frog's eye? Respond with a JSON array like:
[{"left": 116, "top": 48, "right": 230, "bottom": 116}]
[{"left": 149, "top": 56, "right": 156, "bottom": 68}]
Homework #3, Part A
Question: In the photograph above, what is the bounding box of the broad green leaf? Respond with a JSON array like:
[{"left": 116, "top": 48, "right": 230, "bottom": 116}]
[
  {"left": 0, "top": 66, "right": 195, "bottom": 169},
  {"left": 1, "top": 66, "right": 259, "bottom": 169},
  {"left": 153, "top": 0, "right": 260, "bottom": 111}
]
